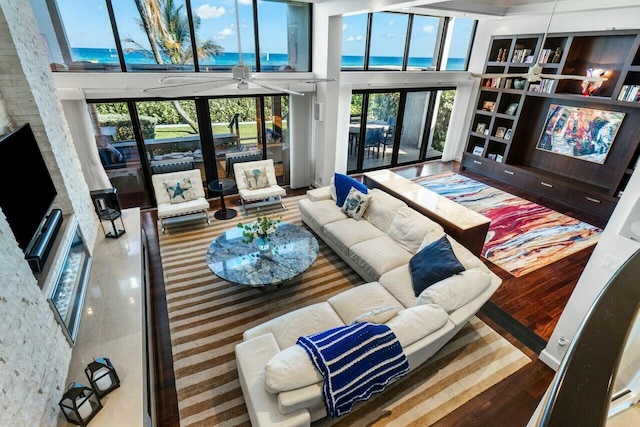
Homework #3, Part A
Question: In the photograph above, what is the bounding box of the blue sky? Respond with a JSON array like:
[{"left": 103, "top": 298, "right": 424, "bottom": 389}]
[{"left": 55, "top": 1, "right": 472, "bottom": 58}]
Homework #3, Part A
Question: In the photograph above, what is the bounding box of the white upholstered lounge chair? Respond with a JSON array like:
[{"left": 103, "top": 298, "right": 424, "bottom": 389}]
[
  {"left": 151, "top": 169, "right": 210, "bottom": 233},
  {"left": 233, "top": 159, "right": 286, "bottom": 215}
]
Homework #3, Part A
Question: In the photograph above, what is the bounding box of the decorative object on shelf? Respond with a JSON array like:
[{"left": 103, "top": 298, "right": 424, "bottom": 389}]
[
  {"left": 496, "top": 154, "right": 504, "bottom": 163},
  {"left": 476, "top": 123, "right": 486, "bottom": 133},
  {"left": 496, "top": 48, "right": 504, "bottom": 62},
  {"left": 505, "top": 129, "right": 513, "bottom": 140},
  {"left": 472, "top": 146, "right": 484, "bottom": 156},
  {"left": 237, "top": 214, "right": 281, "bottom": 253},
  {"left": 85, "top": 357, "right": 121, "bottom": 398},
  {"left": 484, "top": 129, "right": 490, "bottom": 135},
  {"left": 470, "top": 0, "right": 608, "bottom": 85},
  {"left": 580, "top": 68, "right": 607, "bottom": 96},
  {"left": 482, "top": 101, "right": 495, "bottom": 112},
  {"left": 488, "top": 153, "right": 497, "bottom": 161},
  {"left": 495, "top": 127, "right": 507, "bottom": 139},
  {"left": 513, "top": 79, "right": 526, "bottom": 90},
  {"left": 536, "top": 104, "right": 626, "bottom": 164},
  {"left": 504, "top": 102, "right": 519, "bottom": 115},
  {"left": 59, "top": 382, "right": 103, "bottom": 426}
]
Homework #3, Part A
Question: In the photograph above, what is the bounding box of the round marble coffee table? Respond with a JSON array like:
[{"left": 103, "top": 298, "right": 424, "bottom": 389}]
[{"left": 205, "top": 222, "right": 319, "bottom": 288}]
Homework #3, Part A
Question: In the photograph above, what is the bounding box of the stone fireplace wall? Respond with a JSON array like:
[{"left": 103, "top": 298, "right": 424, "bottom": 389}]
[{"left": 0, "top": 1, "right": 99, "bottom": 425}]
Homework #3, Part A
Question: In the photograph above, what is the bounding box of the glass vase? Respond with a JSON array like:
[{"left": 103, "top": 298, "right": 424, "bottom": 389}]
[{"left": 257, "top": 235, "right": 270, "bottom": 254}]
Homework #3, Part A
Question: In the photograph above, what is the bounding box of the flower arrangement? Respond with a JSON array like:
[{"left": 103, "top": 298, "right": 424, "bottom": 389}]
[{"left": 237, "top": 214, "right": 281, "bottom": 244}]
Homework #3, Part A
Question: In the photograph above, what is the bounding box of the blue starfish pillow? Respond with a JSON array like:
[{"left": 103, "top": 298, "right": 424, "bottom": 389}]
[{"left": 163, "top": 178, "right": 197, "bottom": 204}]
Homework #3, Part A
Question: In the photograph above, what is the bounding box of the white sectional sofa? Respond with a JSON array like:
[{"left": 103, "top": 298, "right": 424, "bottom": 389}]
[{"left": 235, "top": 181, "right": 501, "bottom": 426}]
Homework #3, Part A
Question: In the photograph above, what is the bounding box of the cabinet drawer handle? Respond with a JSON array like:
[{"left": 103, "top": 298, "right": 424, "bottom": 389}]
[
  {"left": 540, "top": 181, "right": 553, "bottom": 188},
  {"left": 473, "top": 160, "right": 483, "bottom": 165},
  {"left": 585, "top": 197, "right": 601, "bottom": 204},
  {"left": 503, "top": 170, "right": 515, "bottom": 175}
]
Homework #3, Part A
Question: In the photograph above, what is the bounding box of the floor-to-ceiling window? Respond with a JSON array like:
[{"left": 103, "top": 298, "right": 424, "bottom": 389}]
[
  {"left": 347, "top": 88, "right": 456, "bottom": 174},
  {"left": 88, "top": 94, "right": 290, "bottom": 210}
]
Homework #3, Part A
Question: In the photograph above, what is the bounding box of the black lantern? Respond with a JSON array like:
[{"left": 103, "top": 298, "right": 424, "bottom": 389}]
[
  {"left": 59, "top": 382, "right": 102, "bottom": 426},
  {"left": 85, "top": 357, "right": 121, "bottom": 397}
]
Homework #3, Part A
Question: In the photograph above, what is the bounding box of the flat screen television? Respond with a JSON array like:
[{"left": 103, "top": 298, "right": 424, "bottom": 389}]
[
  {"left": 0, "top": 123, "right": 58, "bottom": 254},
  {"left": 536, "top": 104, "right": 626, "bottom": 164}
]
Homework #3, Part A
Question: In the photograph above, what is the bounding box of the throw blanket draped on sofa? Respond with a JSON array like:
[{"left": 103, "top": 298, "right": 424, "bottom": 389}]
[{"left": 297, "top": 322, "right": 410, "bottom": 418}]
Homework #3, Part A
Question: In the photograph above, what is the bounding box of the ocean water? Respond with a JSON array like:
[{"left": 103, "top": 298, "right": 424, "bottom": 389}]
[{"left": 71, "top": 47, "right": 465, "bottom": 71}]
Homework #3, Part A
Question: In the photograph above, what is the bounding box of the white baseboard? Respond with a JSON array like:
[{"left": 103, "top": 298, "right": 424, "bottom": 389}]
[{"left": 539, "top": 349, "right": 561, "bottom": 371}]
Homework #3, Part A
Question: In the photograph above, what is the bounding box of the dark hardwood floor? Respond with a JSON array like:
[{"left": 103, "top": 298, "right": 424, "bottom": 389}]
[{"left": 142, "top": 160, "right": 603, "bottom": 426}]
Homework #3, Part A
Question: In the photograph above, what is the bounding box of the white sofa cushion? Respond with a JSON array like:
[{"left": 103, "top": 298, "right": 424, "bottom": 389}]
[
  {"left": 298, "top": 198, "right": 348, "bottom": 230},
  {"left": 387, "top": 207, "right": 445, "bottom": 254},
  {"left": 264, "top": 344, "right": 323, "bottom": 393},
  {"left": 363, "top": 189, "right": 407, "bottom": 233},
  {"left": 349, "top": 235, "right": 413, "bottom": 281},
  {"left": 351, "top": 306, "right": 401, "bottom": 324},
  {"left": 416, "top": 268, "right": 492, "bottom": 313},
  {"left": 327, "top": 282, "right": 402, "bottom": 324},
  {"left": 242, "top": 302, "right": 345, "bottom": 350},
  {"left": 378, "top": 264, "right": 417, "bottom": 309},
  {"left": 323, "top": 218, "right": 384, "bottom": 255},
  {"left": 386, "top": 304, "right": 449, "bottom": 348}
]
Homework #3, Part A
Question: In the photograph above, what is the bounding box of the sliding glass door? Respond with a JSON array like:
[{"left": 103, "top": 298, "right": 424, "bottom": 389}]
[{"left": 347, "top": 88, "right": 455, "bottom": 174}]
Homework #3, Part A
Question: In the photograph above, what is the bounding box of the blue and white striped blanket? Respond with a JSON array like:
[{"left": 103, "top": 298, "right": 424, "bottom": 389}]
[{"left": 296, "top": 322, "right": 409, "bottom": 418}]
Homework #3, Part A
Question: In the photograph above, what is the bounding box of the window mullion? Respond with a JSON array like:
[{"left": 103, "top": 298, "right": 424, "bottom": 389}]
[{"left": 105, "top": 0, "right": 127, "bottom": 72}]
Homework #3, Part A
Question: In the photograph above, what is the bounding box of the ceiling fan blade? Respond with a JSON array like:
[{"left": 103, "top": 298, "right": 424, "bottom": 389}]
[
  {"left": 255, "top": 77, "right": 336, "bottom": 83},
  {"left": 160, "top": 75, "right": 230, "bottom": 84},
  {"left": 143, "top": 78, "right": 237, "bottom": 96},
  {"left": 470, "top": 72, "right": 527, "bottom": 79},
  {"left": 537, "top": 74, "right": 609, "bottom": 82},
  {"left": 249, "top": 79, "right": 304, "bottom": 96}
]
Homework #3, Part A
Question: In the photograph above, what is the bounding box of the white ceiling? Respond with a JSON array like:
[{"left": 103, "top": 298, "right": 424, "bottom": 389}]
[{"left": 309, "top": 0, "right": 640, "bottom": 18}]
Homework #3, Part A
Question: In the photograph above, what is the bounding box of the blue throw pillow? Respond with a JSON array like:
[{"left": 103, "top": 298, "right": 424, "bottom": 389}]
[
  {"left": 409, "top": 235, "right": 465, "bottom": 297},
  {"left": 334, "top": 173, "right": 368, "bottom": 207}
]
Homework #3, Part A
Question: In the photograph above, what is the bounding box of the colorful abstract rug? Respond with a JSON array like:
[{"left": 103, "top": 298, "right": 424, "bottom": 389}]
[
  {"left": 413, "top": 172, "right": 602, "bottom": 277},
  {"left": 158, "top": 195, "right": 531, "bottom": 426}
]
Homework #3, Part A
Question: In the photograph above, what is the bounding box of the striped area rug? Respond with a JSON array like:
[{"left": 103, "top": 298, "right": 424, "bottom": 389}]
[{"left": 158, "top": 194, "right": 531, "bottom": 426}]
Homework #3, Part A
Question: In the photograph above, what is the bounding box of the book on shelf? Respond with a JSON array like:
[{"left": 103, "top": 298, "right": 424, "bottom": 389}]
[
  {"left": 618, "top": 85, "right": 640, "bottom": 102},
  {"left": 511, "top": 48, "right": 532, "bottom": 63},
  {"left": 528, "top": 79, "right": 557, "bottom": 94},
  {"left": 483, "top": 77, "right": 502, "bottom": 88}
]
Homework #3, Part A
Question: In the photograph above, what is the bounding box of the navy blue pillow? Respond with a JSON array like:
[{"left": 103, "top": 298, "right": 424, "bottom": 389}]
[
  {"left": 409, "top": 235, "right": 465, "bottom": 297},
  {"left": 334, "top": 173, "right": 368, "bottom": 207}
]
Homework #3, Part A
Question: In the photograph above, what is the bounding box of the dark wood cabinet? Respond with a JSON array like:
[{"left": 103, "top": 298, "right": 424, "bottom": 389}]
[{"left": 462, "top": 29, "right": 640, "bottom": 222}]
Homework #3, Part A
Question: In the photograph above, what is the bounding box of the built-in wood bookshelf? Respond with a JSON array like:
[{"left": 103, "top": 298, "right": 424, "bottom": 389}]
[{"left": 462, "top": 29, "right": 640, "bottom": 221}]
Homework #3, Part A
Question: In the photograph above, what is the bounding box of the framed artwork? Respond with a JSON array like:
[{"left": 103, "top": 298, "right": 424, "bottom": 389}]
[
  {"left": 482, "top": 101, "right": 496, "bottom": 112},
  {"left": 472, "top": 146, "right": 484, "bottom": 156},
  {"left": 495, "top": 127, "right": 507, "bottom": 138},
  {"left": 504, "top": 129, "right": 513, "bottom": 140},
  {"left": 536, "top": 104, "right": 626, "bottom": 164},
  {"left": 504, "top": 102, "right": 519, "bottom": 115},
  {"left": 476, "top": 123, "right": 486, "bottom": 133}
]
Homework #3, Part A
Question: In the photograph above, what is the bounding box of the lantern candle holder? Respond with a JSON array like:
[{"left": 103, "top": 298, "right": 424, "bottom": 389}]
[
  {"left": 59, "top": 382, "right": 102, "bottom": 426},
  {"left": 85, "top": 357, "right": 120, "bottom": 398}
]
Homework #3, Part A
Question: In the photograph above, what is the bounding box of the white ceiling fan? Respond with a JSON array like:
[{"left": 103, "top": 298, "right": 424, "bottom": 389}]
[
  {"left": 471, "top": 0, "right": 608, "bottom": 84},
  {"left": 144, "top": 0, "right": 332, "bottom": 97}
]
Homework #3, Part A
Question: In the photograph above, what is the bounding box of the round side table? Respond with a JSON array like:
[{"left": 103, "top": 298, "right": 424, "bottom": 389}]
[{"left": 208, "top": 178, "right": 237, "bottom": 220}]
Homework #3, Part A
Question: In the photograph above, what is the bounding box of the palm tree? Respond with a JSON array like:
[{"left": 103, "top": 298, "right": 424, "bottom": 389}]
[{"left": 130, "top": 0, "right": 224, "bottom": 131}]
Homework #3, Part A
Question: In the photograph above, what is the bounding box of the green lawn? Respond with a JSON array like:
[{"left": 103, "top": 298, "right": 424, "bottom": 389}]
[{"left": 153, "top": 122, "right": 279, "bottom": 140}]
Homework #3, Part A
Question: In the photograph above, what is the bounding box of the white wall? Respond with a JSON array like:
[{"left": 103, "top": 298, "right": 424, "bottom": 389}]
[{"left": 0, "top": 2, "right": 100, "bottom": 424}]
